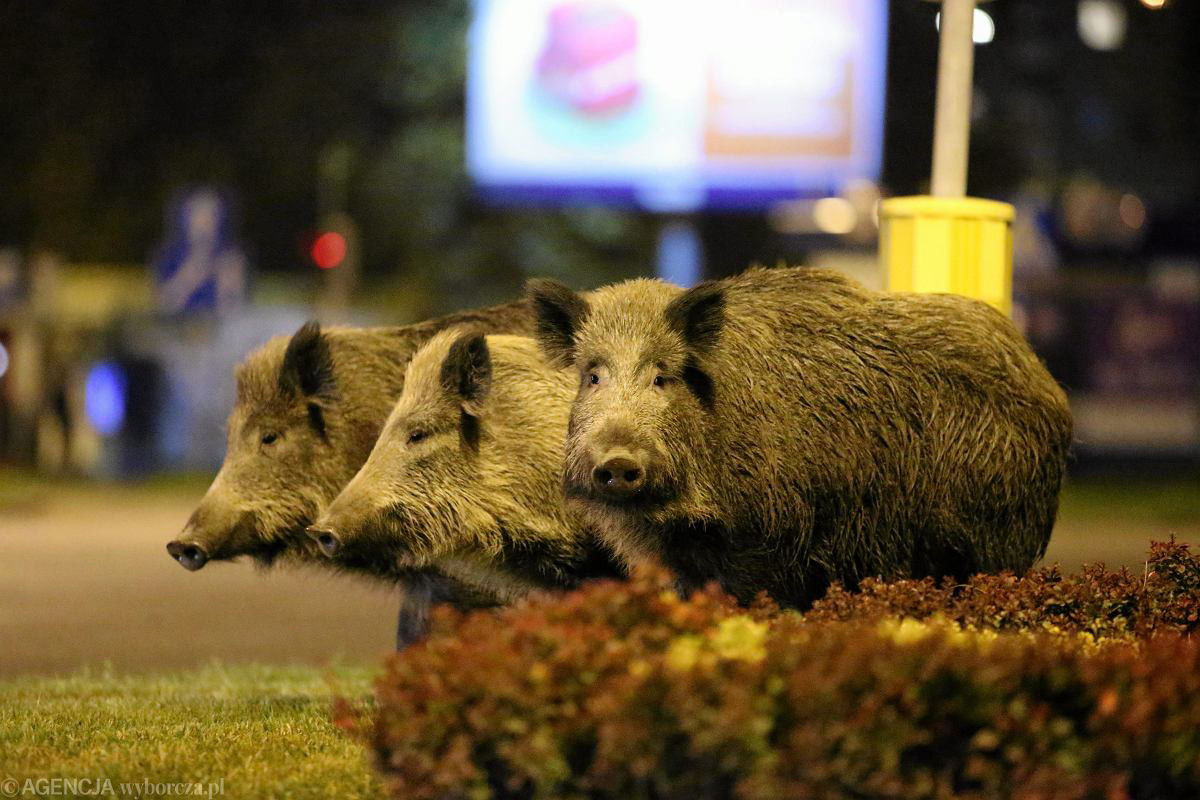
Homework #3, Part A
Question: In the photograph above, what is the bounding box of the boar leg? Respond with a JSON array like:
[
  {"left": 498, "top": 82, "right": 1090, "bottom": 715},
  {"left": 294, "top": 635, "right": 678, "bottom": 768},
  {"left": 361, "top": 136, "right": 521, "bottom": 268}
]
[
  {"left": 394, "top": 571, "right": 502, "bottom": 649},
  {"left": 395, "top": 573, "right": 437, "bottom": 650}
]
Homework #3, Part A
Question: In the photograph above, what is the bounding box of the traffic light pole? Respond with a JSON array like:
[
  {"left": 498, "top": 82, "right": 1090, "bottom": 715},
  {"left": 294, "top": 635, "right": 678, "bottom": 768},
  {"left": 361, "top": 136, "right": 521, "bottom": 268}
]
[{"left": 315, "top": 142, "right": 358, "bottom": 324}]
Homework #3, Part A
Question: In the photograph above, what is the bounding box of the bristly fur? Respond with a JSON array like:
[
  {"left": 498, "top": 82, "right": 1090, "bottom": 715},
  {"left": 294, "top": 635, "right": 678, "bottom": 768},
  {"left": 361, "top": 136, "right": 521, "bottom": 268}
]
[
  {"left": 314, "top": 330, "right": 625, "bottom": 603},
  {"left": 177, "top": 299, "right": 537, "bottom": 647},
  {"left": 532, "top": 266, "right": 1074, "bottom": 609}
]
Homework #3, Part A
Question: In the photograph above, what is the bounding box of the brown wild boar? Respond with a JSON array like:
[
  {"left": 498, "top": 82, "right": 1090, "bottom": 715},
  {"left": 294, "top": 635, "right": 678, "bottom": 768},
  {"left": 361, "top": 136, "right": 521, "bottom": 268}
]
[
  {"left": 166, "top": 300, "right": 535, "bottom": 645},
  {"left": 306, "top": 330, "right": 624, "bottom": 602},
  {"left": 528, "top": 266, "right": 1073, "bottom": 608}
]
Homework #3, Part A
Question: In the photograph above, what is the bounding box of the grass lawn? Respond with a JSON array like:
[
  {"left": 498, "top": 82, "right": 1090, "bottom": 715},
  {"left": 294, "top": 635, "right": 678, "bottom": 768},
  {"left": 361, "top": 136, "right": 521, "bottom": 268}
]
[
  {"left": 1059, "top": 471, "right": 1200, "bottom": 524},
  {"left": 0, "top": 663, "right": 383, "bottom": 799}
]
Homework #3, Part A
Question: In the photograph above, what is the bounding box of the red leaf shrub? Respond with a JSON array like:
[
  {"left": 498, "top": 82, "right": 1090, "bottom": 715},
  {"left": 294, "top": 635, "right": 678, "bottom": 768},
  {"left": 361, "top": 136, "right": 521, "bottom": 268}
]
[
  {"left": 807, "top": 538, "right": 1200, "bottom": 640},
  {"left": 365, "top": 541, "right": 1200, "bottom": 800}
]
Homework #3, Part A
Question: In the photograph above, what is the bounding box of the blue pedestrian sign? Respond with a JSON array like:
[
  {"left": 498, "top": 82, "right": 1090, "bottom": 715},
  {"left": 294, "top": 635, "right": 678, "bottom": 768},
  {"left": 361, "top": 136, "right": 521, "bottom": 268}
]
[{"left": 153, "top": 188, "right": 247, "bottom": 313}]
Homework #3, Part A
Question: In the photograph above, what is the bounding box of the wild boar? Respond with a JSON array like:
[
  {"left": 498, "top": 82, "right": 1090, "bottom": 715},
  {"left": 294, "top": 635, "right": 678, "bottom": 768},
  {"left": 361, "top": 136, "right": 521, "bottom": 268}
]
[
  {"left": 528, "top": 266, "right": 1073, "bottom": 608},
  {"left": 306, "top": 330, "right": 624, "bottom": 602},
  {"left": 166, "top": 300, "right": 535, "bottom": 645}
]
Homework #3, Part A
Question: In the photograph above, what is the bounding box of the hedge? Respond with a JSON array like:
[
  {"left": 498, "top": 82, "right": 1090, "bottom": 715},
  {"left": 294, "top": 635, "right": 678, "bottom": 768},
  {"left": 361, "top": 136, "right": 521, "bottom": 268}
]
[
  {"left": 806, "top": 538, "right": 1200, "bottom": 640},
  {"left": 351, "top": 540, "right": 1200, "bottom": 800}
]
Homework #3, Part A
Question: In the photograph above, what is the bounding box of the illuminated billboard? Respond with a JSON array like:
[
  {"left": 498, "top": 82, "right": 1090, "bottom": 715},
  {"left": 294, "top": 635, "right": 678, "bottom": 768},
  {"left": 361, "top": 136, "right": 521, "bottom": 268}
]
[{"left": 467, "top": 0, "right": 888, "bottom": 210}]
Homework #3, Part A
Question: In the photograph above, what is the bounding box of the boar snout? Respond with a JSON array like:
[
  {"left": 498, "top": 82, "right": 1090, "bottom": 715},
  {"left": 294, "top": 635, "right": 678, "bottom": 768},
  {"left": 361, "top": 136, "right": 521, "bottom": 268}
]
[
  {"left": 305, "top": 525, "right": 343, "bottom": 558},
  {"left": 166, "top": 540, "right": 209, "bottom": 571},
  {"left": 591, "top": 449, "right": 647, "bottom": 499},
  {"left": 171, "top": 498, "right": 255, "bottom": 568}
]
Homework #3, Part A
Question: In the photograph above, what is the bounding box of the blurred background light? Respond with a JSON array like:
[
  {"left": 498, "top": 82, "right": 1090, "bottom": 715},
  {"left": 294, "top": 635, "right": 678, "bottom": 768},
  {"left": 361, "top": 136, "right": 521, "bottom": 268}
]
[
  {"left": 0, "top": 341, "right": 8, "bottom": 378},
  {"left": 1078, "top": 0, "right": 1128, "bottom": 51},
  {"left": 1140, "top": 0, "right": 1168, "bottom": 9},
  {"left": 1119, "top": 193, "right": 1147, "bottom": 230},
  {"left": 311, "top": 231, "right": 347, "bottom": 270},
  {"left": 85, "top": 362, "right": 128, "bottom": 436},
  {"left": 935, "top": 9, "right": 996, "bottom": 45},
  {"left": 656, "top": 220, "right": 703, "bottom": 287},
  {"left": 813, "top": 197, "right": 859, "bottom": 235}
]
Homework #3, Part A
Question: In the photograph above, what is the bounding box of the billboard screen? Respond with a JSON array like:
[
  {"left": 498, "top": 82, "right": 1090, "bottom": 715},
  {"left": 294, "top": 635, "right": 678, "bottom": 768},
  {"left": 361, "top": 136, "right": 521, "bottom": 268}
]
[{"left": 467, "top": 0, "right": 888, "bottom": 210}]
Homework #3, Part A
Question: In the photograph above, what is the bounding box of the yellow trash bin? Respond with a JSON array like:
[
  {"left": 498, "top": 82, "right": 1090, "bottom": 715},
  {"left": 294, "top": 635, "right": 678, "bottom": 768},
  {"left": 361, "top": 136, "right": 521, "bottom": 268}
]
[{"left": 879, "top": 195, "right": 1015, "bottom": 317}]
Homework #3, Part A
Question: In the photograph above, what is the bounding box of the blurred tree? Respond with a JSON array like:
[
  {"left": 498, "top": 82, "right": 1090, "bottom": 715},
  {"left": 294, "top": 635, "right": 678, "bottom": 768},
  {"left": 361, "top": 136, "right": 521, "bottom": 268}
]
[
  {"left": 0, "top": 1, "right": 386, "bottom": 266},
  {"left": 972, "top": 0, "right": 1199, "bottom": 206},
  {"left": 0, "top": 0, "right": 655, "bottom": 310},
  {"left": 356, "top": 0, "right": 655, "bottom": 313}
]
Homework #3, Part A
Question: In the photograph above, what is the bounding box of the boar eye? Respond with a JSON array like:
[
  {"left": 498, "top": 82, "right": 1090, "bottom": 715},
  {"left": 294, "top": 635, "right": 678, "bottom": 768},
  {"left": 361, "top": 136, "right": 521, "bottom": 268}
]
[
  {"left": 261, "top": 432, "right": 279, "bottom": 446},
  {"left": 588, "top": 373, "right": 600, "bottom": 386},
  {"left": 407, "top": 430, "right": 428, "bottom": 445},
  {"left": 653, "top": 375, "right": 666, "bottom": 388}
]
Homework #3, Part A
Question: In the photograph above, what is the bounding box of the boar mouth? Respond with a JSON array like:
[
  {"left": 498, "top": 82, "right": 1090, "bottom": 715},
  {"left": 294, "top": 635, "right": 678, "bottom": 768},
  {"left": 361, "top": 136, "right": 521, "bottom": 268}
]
[
  {"left": 564, "top": 479, "right": 674, "bottom": 511},
  {"left": 331, "top": 543, "right": 412, "bottom": 577},
  {"left": 246, "top": 537, "right": 292, "bottom": 568},
  {"left": 236, "top": 506, "right": 335, "bottom": 567},
  {"left": 369, "top": 501, "right": 444, "bottom": 564},
  {"left": 242, "top": 520, "right": 316, "bottom": 567}
]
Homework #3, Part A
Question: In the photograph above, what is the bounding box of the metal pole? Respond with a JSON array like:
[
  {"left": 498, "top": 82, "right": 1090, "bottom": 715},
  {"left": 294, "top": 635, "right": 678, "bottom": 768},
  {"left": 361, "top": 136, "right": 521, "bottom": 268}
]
[
  {"left": 930, "top": 0, "right": 976, "bottom": 197},
  {"left": 316, "top": 142, "right": 357, "bottom": 324}
]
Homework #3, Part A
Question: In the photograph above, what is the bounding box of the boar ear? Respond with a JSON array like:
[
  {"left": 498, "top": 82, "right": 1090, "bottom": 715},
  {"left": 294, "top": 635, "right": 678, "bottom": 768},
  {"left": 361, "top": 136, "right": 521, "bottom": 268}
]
[
  {"left": 440, "top": 332, "right": 492, "bottom": 414},
  {"left": 665, "top": 281, "right": 725, "bottom": 353},
  {"left": 280, "top": 321, "right": 336, "bottom": 398},
  {"left": 527, "top": 278, "right": 589, "bottom": 367}
]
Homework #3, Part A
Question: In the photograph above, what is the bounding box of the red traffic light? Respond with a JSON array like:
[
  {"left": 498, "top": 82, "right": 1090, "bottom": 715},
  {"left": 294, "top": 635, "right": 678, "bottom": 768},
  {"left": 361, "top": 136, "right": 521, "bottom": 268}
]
[{"left": 311, "top": 231, "right": 347, "bottom": 269}]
